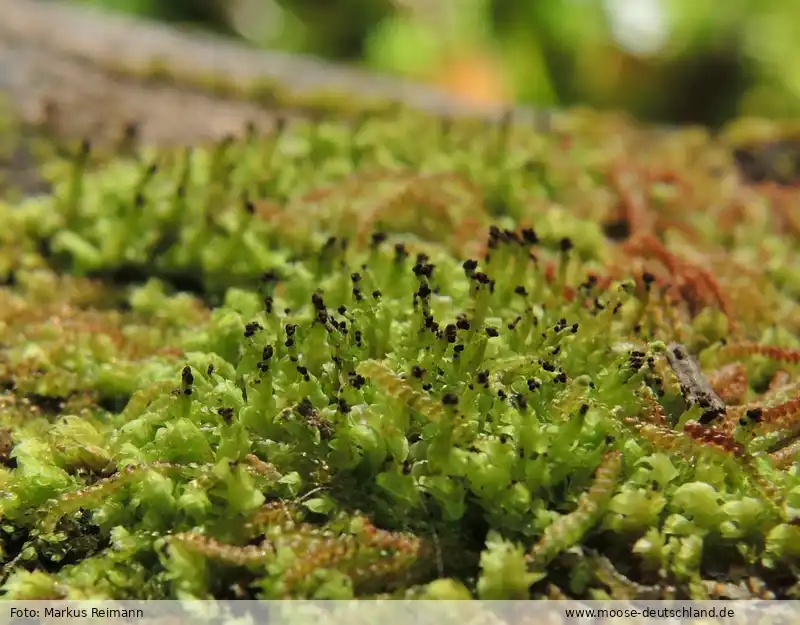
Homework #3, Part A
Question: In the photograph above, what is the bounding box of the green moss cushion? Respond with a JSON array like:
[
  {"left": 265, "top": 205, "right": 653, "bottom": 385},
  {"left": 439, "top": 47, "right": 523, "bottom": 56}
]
[{"left": 2, "top": 108, "right": 800, "bottom": 599}]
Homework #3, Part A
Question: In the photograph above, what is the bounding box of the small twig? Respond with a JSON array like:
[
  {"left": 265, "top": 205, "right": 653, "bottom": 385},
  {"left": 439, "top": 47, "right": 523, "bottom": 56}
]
[
  {"left": 295, "top": 486, "right": 326, "bottom": 503},
  {"left": 665, "top": 343, "right": 726, "bottom": 424}
]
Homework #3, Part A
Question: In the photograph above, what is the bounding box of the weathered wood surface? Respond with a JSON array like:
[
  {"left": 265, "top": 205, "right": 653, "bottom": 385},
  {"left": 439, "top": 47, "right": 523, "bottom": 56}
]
[{"left": 0, "top": 0, "right": 552, "bottom": 146}]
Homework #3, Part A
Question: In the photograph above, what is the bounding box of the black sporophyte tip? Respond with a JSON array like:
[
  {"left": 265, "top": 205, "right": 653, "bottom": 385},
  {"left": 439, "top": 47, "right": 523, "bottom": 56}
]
[
  {"left": 182, "top": 366, "right": 194, "bottom": 387},
  {"left": 442, "top": 393, "right": 458, "bottom": 406}
]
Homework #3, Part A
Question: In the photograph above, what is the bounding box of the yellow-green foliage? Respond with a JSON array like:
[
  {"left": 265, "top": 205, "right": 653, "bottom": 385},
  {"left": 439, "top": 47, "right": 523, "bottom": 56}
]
[{"left": 2, "top": 107, "right": 800, "bottom": 600}]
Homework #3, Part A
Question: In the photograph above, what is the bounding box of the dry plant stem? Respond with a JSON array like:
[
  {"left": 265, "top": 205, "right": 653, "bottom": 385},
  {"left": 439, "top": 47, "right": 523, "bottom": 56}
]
[
  {"left": 172, "top": 532, "right": 275, "bottom": 567},
  {"left": 719, "top": 343, "right": 800, "bottom": 364},
  {"left": 707, "top": 363, "right": 748, "bottom": 405},
  {"left": 591, "top": 553, "right": 674, "bottom": 599},
  {"left": 770, "top": 438, "right": 800, "bottom": 469},
  {"left": 683, "top": 420, "right": 745, "bottom": 457},
  {"left": 757, "top": 397, "right": 800, "bottom": 433}
]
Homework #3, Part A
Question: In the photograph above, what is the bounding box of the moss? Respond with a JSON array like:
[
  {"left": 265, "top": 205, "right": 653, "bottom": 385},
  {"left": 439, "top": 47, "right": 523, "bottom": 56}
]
[
  {"left": 3, "top": 106, "right": 800, "bottom": 600},
  {"left": 113, "top": 58, "right": 405, "bottom": 121}
]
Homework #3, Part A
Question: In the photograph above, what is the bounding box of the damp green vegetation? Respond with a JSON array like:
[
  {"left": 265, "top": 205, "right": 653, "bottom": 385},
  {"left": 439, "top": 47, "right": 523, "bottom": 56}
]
[{"left": 3, "top": 105, "right": 800, "bottom": 600}]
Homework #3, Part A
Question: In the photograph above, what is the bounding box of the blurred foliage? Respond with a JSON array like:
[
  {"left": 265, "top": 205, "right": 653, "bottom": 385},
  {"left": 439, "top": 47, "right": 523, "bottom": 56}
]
[{"left": 74, "top": 0, "right": 800, "bottom": 127}]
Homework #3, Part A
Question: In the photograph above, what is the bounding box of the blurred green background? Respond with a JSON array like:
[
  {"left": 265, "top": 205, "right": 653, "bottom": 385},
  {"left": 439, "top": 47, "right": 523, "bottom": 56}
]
[{"left": 74, "top": 0, "right": 800, "bottom": 127}]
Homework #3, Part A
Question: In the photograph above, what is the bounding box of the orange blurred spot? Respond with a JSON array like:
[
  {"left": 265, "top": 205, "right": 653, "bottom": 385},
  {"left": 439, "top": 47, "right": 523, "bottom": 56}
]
[{"left": 433, "top": 50, "right": 512, "bottom": 108}]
